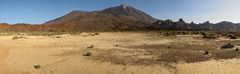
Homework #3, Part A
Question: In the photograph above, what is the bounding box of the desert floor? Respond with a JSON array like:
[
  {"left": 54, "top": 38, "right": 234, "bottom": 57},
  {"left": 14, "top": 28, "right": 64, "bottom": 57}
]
[{"left": 0, "top": 32, "right": 240, "bottom": 74}]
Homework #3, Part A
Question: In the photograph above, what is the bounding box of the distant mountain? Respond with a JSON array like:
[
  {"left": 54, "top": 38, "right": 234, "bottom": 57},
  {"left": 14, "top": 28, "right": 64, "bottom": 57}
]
[{"left": 212, "top": 21, "right": 238, "bottom": 31}]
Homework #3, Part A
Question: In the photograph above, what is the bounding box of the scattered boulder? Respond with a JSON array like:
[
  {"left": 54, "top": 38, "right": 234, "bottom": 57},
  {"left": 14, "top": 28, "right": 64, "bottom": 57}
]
[
  {"left": 87, "top": 45, "right": 94, "bottom": 48},
  {"left": 203, "top": 50, "right": 209, "bottom": 55},
  {"left": 236, "top": 48, "right": 239, "bottom": 51},
  {"left": 168, "top": 46, "right": 171, "bottom": 49}
]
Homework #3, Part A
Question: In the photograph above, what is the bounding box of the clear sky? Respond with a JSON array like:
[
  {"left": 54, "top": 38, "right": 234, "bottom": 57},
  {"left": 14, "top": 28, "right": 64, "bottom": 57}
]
[{"left": 0, "top": 0, "right": 239, "bottom": 24}]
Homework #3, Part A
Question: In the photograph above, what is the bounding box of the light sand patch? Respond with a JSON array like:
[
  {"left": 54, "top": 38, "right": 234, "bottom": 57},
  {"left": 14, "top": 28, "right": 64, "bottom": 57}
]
[
  {"left": 0, "top": 45, "right": 10, "bottom": 73},
  {"left": 177, "top": 59, "right": 240, "bottom": 74}
]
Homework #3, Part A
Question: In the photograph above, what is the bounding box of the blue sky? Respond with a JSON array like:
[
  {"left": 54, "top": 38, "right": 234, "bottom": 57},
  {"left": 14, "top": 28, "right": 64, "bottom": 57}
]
[{"left": 0, "top": 0, "right": 239, "bottom": 24}]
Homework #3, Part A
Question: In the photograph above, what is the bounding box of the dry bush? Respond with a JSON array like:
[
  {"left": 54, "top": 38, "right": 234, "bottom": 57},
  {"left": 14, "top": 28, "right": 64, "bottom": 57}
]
[
  {"left": 228, "top": 35, "right": 238, "bottom": 39},
  {"left": 12, "top": 36, "right": 27, "bottom": 40},
  {"left": 56, "top": 36, "right": 62, "bottom": 38},
  {"left": 33, "top": 65, "right": 41, "bottom": 69},
  {"left": 202, "top": 32, "right": 218, "bottom": 39},
  {"left": 87, "top": 45, "right": 94, "bottom": 49},
  {"left": 221, "top": 43, "right": 235, "bottom": 49},
  {"left": 83, "top": 52, "right": 92, "bottom": 56}
]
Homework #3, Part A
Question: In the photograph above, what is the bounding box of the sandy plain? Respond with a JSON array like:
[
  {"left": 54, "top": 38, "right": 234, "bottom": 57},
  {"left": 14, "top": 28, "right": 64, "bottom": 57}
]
[{"left": 0, "top": 32, "right": 239, "bottom": 74}]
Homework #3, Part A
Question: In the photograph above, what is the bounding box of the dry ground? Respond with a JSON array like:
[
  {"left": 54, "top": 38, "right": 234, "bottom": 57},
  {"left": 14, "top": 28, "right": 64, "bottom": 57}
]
[{"left": 0, "top": 32, "right": 240, "bottom": 74}]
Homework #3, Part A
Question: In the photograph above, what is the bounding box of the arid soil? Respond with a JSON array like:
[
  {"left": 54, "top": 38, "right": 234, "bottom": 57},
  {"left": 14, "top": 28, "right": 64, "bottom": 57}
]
[{"left": 0, "top": 32, "right": 240, "bottom": 74}]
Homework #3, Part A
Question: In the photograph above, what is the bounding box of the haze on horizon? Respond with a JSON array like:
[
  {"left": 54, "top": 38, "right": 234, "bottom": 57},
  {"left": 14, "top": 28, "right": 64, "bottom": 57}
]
[{"left": 0, "top": 0, "right": 239, "bottom": 24}]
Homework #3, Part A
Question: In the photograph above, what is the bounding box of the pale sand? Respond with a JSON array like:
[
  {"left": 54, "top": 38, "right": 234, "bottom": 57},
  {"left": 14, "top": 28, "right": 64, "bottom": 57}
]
[{"left": 0, "top": 32, "right": 239, "bottom": 74}]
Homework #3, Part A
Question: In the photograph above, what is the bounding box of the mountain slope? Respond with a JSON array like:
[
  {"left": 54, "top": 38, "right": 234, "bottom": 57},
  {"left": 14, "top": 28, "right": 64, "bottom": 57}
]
[
  {"left": 46, "top": 13, "right": 147, "bottom": 31},
  {"left": 45, "top": 11, "right": 89, "bottom": 24}
]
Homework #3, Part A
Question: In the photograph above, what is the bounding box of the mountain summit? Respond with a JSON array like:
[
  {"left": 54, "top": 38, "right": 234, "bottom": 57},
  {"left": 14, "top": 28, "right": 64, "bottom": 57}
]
[{"left": 99, "top": 4, "right": 157, "bottom": 23}]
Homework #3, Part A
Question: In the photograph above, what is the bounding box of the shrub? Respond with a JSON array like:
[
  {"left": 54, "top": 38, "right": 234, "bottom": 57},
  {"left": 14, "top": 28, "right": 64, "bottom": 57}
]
[
  {"left": 87, "top": 45, "right": 94, "bottom": 49},
  {"left": 56, "top": 36, "right": 61, "bottom": 38},
  {"left": 202, "top": 33, "right": 218, "bottom": 39},
  {"left": 33, "top": 65, "right": 41, "bottom": 69},
  {"left": 83, "top": 52, "right": 92, "bottom": 56},
  {"left": 221, "top": 43, "right": 235, "bottom": 49},
  {"left": 94, "top": 32, "right": 100, "bottom": 35},
  {"left": 228, "top": 35, "right": 237, "bottom": 39},
  {"left": 12, "top": 36, "right": 19, "bottom": 39},
  {"left": 12, "top": 36, "right": 27, "bottom": 40}
]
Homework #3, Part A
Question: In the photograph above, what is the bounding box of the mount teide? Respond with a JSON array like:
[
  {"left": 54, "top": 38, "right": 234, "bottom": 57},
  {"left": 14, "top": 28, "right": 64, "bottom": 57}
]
[{"left": 45, "top": 4, "right": 157, "bottom": 31}]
